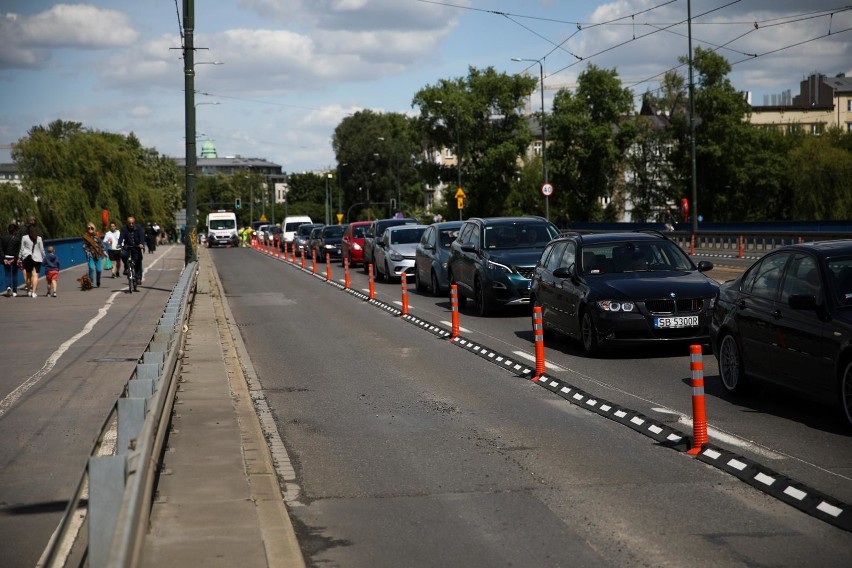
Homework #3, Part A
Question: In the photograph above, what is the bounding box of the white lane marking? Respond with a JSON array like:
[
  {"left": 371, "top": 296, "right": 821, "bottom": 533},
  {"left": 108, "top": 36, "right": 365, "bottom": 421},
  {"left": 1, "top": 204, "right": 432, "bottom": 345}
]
[
  {"left": 512, "top": 350, "right": 566, "bottom": 372},
  {"left": 1, "top": 253, "right": 167, "bottom": 418},
  {"left": 651, "top": 407, "right": 785, "bottom": 460},
  {"left": 440, "top": 321, "right": 471, "bottom": 333}
]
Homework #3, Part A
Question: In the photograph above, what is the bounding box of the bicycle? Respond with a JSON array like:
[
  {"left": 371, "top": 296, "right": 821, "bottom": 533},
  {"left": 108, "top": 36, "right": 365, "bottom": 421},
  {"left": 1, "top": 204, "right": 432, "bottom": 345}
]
[{"left": 123, "top": 246, "right": 142, "bottom": 293}]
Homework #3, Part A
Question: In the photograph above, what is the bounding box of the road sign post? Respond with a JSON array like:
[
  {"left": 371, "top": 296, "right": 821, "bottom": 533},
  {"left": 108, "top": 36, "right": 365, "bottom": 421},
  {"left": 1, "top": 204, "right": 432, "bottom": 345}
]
[{"left": 455, "top": 187, "right": 466, "bottom": 221}]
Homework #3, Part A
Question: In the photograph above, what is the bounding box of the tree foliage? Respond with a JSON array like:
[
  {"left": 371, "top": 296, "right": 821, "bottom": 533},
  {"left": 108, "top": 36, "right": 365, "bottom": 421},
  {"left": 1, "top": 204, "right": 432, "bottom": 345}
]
[{"left": 9, "top": 120, "right": 179, "bottom": 238}]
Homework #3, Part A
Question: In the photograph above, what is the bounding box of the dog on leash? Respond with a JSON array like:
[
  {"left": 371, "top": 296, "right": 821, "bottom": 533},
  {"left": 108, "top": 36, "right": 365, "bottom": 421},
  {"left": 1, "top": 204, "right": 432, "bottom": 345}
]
[{"left": 78, "top": 274, "right": 93, "bottom": 290}]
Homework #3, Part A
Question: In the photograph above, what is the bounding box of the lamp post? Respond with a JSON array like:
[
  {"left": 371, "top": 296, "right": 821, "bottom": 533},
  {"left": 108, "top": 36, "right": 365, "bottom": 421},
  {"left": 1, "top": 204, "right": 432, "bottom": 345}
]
[
  {"left": 435, "top": 100, "right": 462, "bottom": 220},
  {"left": 325, "top": 173, "right": 332, "bottom": 225},
  {"left": 512, "top": 57, "right": 549, "bottom": 220}
]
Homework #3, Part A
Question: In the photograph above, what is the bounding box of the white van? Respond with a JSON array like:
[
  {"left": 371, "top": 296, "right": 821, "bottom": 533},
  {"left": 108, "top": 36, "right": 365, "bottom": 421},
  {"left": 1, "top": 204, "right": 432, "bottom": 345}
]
[
  {"left": 205, "top": 210, "right": 239, "bottom": 247},
  {"left": 282, "top": 215, "right": 313, "bottom": 245}
]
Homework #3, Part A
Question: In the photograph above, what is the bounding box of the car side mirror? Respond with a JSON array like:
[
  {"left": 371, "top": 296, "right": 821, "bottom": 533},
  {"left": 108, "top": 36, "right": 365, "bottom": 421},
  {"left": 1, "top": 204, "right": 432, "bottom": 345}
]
[
  {"left": 553, "top": 266, "right": 572, "bottom": 279},
  {"left": 697, "top": 260, "right": 714, "bottom": 272},
  {"left": 423, "top": 243, "right": 435, "bottom": 251},
  {"left": 460, "top": 243, "right": 477, "bottom": 253}
]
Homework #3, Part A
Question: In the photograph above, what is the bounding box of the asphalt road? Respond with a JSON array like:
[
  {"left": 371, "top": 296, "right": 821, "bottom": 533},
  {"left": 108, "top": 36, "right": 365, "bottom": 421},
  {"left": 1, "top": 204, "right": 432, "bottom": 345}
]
[{"left": 213, "top": 247, "right": 852, "bottom": 567}]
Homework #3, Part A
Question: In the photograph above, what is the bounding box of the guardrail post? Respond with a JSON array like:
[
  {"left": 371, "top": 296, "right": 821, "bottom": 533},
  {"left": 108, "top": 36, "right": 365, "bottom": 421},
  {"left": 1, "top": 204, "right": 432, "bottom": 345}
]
[
  {"left": 88, "top": 455, "right": 126, "bottom": 568},
  {"left": 687, "top": 344, "right": 708, "bottom": 455},
  {"left": 450, "top": 284, "right": 460, "bottom": 339},
  {"left": 117, "top": 398, "right": 146, "bottom": 456},
  {"left": 400, "top": 275, "right": 409, "bottom": 315},
  {"left": 344, "top": 257, "right": 350, "bottom": 290},
  {"left": 532, "top": 306, "right": 546, "bottom": 380}
]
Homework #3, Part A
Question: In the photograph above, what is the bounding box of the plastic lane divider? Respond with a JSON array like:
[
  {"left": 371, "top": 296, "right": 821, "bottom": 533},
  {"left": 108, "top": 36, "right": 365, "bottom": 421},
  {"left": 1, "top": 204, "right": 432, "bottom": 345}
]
[
  {"left": 531, "top": 306, "right": 546, "bottom": 381},
  {"left": 450, "top": 284, "right": 460, "bottom": 339},
  {"left": 400, "top": 275, "right": 409, "bottom": 316},
  {"left": 368, "top": 264, "right": 375, "bottom": 300},
  {"left": 687, "top": 344, "right": 708, "bottom": 456}
]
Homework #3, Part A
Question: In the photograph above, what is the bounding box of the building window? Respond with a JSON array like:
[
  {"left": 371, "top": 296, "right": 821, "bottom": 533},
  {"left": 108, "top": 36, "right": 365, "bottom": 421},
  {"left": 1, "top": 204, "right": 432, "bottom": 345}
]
[
  {"left": 810, "top": 123, "right": 824, "bottom": 135},
  {"left": 848, "top": 99, "right": 852, "bottom": 112},
  {"left": 444, "top": 148, "right": 453, "bottom": 159},
  {"left": 533, "top": 141, "right": 542, "bottom": 156},
  {"left": 847, "top": 122, "right": 852, "bottom": 133}
]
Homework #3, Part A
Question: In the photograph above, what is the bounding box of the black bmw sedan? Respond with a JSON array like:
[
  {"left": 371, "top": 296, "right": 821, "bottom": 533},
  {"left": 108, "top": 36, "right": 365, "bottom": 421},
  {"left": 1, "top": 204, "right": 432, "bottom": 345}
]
[
  {"left": 710, "top": 240, "right": 852, "bottom": 427},
  {"left": 530, "top": 231, "right": 718, "bottom": 356}
]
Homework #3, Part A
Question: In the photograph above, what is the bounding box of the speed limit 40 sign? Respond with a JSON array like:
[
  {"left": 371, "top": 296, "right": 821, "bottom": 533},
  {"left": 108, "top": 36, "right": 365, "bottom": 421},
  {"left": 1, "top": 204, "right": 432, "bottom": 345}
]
[{"left": 541, "top": 183, "right": 554, "bottom": 197}]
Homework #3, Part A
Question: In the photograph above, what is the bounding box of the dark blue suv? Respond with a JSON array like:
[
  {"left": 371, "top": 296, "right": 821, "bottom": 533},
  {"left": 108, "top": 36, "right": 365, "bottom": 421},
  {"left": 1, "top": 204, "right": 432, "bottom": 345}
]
[{"left": 447, "top": 216, "right": 559, "bottom": 316}]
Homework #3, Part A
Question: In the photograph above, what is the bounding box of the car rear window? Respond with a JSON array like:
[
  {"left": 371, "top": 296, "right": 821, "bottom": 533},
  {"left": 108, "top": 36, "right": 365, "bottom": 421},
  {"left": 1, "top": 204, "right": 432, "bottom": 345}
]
[
  {"left": 482, "top": 223, "right": 558, "bottom": 249},
  {"left": 351, "top": 225, "right": 367, "bottom": 238},
  {"left": 439, "top": 228, "right": 459, "bottom": 248},
  {"left": 323, "top": 226, "right": 345, "bottom": 237}
]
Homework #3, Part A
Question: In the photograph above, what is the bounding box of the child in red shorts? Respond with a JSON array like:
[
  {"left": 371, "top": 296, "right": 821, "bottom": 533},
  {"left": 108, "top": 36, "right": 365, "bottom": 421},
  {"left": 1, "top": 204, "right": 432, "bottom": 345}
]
[{"left": 43, "top": 245, "right": 60, "bottom": 297}]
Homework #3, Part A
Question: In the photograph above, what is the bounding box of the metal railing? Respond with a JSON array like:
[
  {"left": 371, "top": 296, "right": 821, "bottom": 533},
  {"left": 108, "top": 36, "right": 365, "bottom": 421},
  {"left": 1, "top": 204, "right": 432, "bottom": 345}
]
[{"left": 39, "top": 262, "right": 198, "bottom": 568}]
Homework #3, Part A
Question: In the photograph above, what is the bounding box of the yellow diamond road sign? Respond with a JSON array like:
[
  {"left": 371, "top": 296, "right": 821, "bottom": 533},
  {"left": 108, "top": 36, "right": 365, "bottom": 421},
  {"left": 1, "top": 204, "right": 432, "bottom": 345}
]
[{"left": 454, "top": 187, "right": 466, "bottom": 199}]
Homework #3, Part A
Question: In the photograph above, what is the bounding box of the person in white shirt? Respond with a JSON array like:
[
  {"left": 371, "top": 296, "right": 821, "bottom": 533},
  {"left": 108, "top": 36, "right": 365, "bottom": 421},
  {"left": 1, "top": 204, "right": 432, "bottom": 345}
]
[{"left": 103, "top": 222, "right": 122, "bottom": 278}]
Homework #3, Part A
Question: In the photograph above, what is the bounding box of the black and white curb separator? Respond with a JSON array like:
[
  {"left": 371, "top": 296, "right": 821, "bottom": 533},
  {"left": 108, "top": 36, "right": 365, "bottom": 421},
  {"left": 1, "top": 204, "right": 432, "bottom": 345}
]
[{"left": 259, "top": 245, "right": 852, "bottom": 533}]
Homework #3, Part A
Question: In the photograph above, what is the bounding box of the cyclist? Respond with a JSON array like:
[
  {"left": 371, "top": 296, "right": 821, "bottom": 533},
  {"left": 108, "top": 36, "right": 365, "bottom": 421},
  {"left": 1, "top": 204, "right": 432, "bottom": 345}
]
[{"left": 118, "top": 216, "right": 146, "bottom": 285}]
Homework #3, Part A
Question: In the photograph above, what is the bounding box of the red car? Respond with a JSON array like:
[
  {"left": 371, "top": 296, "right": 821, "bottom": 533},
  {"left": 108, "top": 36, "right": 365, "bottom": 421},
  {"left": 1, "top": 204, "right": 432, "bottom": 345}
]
[{"left": 341, "top": 221, "right": 371, "bottom": 266}]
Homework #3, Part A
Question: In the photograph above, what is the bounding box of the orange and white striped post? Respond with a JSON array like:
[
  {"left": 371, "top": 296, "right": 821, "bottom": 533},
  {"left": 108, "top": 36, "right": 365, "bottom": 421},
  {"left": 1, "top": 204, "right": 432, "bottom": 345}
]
[
  {"left": 532, "top": 306, "right": 546, "bottom": 381},
  {"left": 300, "top": 246, "right": 306, "bottom": 269},
  {"left": 326, "top": 253, "right": 332, "bottom": 281},
  {"left": 690, "top": 232, "right": 696, "bottom": 255},
  {"left": 311, "top": 248, "right": 317, "bottom": 275},
  {"left": 687, "top": 344, "right": 709, "bottom": 455},
  {"left": 368, "top": 264, "right": 376, "bottom": 299},
  {"left": 290, "top": 243, "right": 296, "bottom": 263},
  {"left": 400, "top": 275, "right": 409, "bottom": 315},
  {"left": 738, "top": 235, "right": 744, "bottom": 259},
  {"left": 344, "top": 257, "right": 351, "bottom": 290},
  {"left": 450, "top": 284, "right": 460, "bottom": 339}
]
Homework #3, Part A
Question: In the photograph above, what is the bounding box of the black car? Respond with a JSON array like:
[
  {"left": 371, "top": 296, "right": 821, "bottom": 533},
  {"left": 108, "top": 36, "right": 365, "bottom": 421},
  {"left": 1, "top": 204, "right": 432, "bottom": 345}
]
[
  {"left": 362, "top": 217, "right": 418, "bottom": 274},
  {"left": 447, "top": 216, "right": 559, "bottom": 316},
  {"left": 291, "top": 223, "right": 323, "bottom": 253},
  {"left": 315, "top": 224, "right": 346, "bottom": 261},
  {"left": 710, "top": 240, "right": 852, "bottom": 427},
  {"left": 530, "top": 231, "right": 718, "bottom": 355}
]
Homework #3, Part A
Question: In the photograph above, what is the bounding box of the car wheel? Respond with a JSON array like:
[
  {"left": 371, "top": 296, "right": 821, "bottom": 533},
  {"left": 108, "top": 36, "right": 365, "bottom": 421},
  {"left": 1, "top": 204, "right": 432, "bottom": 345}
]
[
  {"left": 840, "top": 360, "right": 852, "bottom": 428},
  {"left": 415, "top": 268, "right": 426, "bottom": 293},
  {"left": 448, "top": 271, "right": 465, "bottom": 305},
  {"left": 718, "top": 333, "right": 749, "bottom": 395},
  {"left": 431, "top": 270, "right": 441, "bottom": 297},
  {"left": 473, "top": 278, "right": 489, "bottom": 317},
  {"left": 580, "top": 310, "right": 599, "bottom": 356},
  {"left": 531, "top": 296, "right": 553, "bottom": 340}
]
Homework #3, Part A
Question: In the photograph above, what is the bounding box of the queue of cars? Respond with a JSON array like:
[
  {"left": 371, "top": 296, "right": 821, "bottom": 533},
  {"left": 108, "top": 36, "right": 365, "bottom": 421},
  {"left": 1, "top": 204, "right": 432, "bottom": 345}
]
[{"left": 265, "top": 216, "right": 852, "bottom": 426}]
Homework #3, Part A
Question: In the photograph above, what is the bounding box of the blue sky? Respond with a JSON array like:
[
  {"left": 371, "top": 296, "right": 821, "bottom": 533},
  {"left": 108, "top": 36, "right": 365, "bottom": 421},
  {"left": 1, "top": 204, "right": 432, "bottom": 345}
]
[{"left": 2, "top": 1, "right": 850, "bottom": 173}]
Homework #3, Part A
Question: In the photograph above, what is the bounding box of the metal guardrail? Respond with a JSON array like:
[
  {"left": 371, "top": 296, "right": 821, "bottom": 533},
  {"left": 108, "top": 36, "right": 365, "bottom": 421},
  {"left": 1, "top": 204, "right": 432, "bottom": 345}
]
[
  {"left": 668, "top": 230, "right": 852, "bottom": 256},
  {"left": 39, "top": 262, "right": 198, "bottom": 568}
]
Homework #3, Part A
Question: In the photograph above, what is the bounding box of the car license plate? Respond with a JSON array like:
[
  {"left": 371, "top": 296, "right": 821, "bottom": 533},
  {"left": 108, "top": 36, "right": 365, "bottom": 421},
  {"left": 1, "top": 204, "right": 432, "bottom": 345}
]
[{"left": 654, "top": 316, "right": 699, "bottom": 328}]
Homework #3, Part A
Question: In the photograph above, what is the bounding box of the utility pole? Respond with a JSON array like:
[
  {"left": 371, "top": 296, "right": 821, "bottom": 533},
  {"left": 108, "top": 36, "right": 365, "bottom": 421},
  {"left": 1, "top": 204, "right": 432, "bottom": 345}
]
[
  {"left": 688, "top": 0, "right": 698, "bottom": 235},
  {"left": 182, "top": 0, "right": 197, "bottom": 265}
]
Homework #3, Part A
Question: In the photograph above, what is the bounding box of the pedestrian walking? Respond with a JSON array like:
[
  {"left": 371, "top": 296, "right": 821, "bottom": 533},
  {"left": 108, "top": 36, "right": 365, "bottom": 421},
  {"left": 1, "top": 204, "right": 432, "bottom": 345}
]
[
  {"left": 145, "top": 222, "right": 158, "bottom": 254},
  {"left": 18, "top": 224, "right": 45, "bottom": 298},
  {"left": 43, "top": 245, "right": 60, "bottom": 297},
  {"left": 82, "top": 222, "right": 105, "bottom": 288},
  {"left": 103, "top": 221, "right": 122, "bottom": 278},
  {"left": 2, "top": 223, "right": 21, "bottom": 296}
]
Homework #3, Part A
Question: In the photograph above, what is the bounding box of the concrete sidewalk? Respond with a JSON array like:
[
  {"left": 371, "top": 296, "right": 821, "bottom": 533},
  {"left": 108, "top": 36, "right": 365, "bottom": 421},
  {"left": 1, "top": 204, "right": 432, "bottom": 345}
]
[{"left": 141, "top": 250, "right": 304, "bottom": 568}]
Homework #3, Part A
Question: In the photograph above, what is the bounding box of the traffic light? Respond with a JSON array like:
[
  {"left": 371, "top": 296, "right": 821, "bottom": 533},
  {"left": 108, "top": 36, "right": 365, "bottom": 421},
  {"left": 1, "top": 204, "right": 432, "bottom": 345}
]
[{"left": 235, "top": 197, "right": 241, "bottom": 210}]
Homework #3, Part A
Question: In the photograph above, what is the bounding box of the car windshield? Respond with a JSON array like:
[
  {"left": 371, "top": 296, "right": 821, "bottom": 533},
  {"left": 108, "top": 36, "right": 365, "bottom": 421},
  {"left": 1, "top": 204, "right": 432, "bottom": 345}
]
[
  {"left": 482, "top": 223, "right": 557, "bottom": 249},
  {"left": 580, "top": 241, "right": 693, "bottom": 274},
  {"left": 390, "top": 227, "right": 426, "bottom": 245},
  {"left": 827, "top": 255, "right": 852, "bottom": 307},
  {"left": 323, "top": 226, "right": 345, "bottom": 237},
  {"left": 439, "top": 228, "right": 460, "bottom": 248},
  {"left": 210, "top": 220, "right": 235, "bottom": 230}
]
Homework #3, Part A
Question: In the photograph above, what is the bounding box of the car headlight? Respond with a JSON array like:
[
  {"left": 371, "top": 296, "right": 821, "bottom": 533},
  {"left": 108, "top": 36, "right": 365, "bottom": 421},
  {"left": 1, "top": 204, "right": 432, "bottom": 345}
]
[
  {"left": 324, "top": 244, "right": 334, "bottom": 249},
  {"left": 597, "top": 300, "right": 635, "bottom": 312},
  {"left": 389, "top": 250, "right": 404, "bottom": 261},
  {"left": 486, "top": 260, "right": 512, "bottom": 273}
]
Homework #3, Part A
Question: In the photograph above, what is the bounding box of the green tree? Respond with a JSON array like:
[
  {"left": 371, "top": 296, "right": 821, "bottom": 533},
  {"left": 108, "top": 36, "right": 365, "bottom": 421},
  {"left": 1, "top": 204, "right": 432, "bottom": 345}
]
[
  {"left": 548, "top": 64, "right": 636, "bottom": 222},
  {"left": 413, "top": 66, "right": 537, "bottom": 217},
  {"left": 785, "top": 132, "right": 852, "bottom": 219}
]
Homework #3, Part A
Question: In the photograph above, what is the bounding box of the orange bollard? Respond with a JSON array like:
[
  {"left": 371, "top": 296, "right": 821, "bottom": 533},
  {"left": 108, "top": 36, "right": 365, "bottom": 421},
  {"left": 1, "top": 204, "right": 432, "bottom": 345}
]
[
  {"left": 738, "top": 235, "right": 743, "bottom": 259},
  {"left": 326, "top": 253, "right": 332, "bottom": 281},
  {"left": 368, "top": 264, "right": 375, "bottom": 299},
  {"left": 344, "top": 257, "right": 351, "bottom": 290},
  {"left": 690, "top": 232, "right": 695, "bottom": 255},
  {"left": 687, "top": 344, "right": 709, "bottom": 455},
  {"left": 400, "top": 274, "right": 409, "bottom": 315},
  {"left": 450, "top": 284, "right": 460, "bottom": 339},
  {"left": 311, "top": 248, "right": 317, "bottom": 275},
  {"left": 300, "top": 246, "right": 306, "bottom": 269},
  {"left": 291, "top": 243, "right": 296, "bottom": 263},
  {"left": 532, "top": 306, "right": 546, "bottom": 380}
]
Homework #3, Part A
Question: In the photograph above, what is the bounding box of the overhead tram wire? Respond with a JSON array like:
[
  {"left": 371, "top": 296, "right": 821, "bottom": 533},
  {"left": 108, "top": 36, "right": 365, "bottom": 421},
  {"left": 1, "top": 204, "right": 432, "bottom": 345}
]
[{"left": 173, "top": 0, "right": 183, "bottom": 40}]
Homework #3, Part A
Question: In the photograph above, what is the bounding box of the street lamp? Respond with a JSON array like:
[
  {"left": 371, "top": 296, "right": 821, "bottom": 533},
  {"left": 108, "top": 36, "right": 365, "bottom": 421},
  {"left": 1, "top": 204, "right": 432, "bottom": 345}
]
[
  {"left": 325, "top": 173, "right": 333, "bottom": 225},
  {"left": 435, "top": 100, "right": 463, "bottom": 220},
  {"left": 512, "top": 57, "right": 549, "bottom": 220}
]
